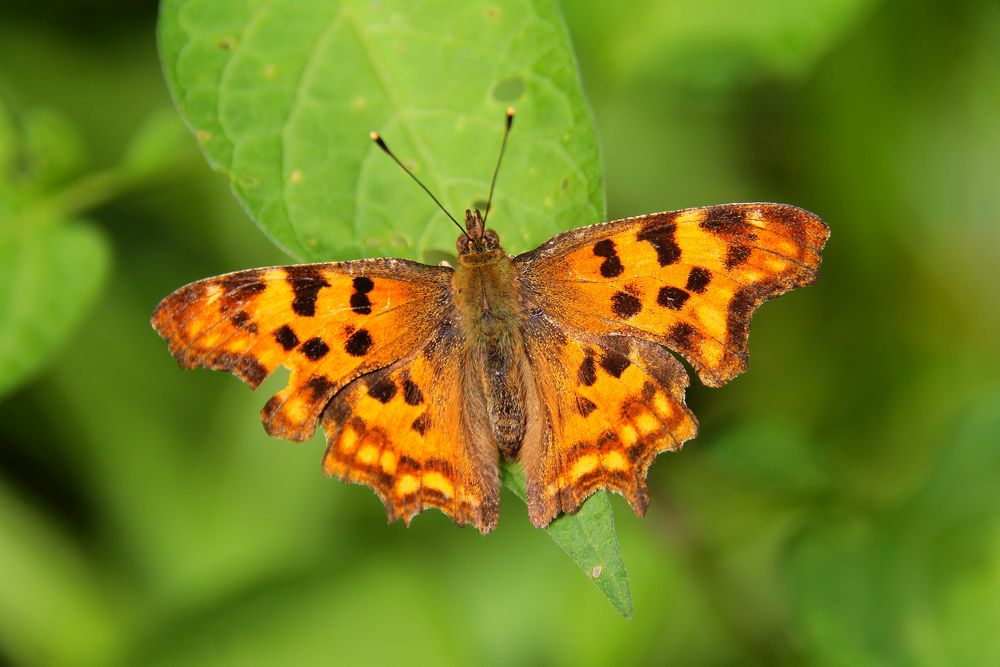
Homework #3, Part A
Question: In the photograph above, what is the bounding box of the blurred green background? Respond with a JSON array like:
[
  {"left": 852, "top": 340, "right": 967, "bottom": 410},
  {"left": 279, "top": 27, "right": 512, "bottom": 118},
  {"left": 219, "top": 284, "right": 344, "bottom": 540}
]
[{"left": 1, "top": 0, "right": 998, "bottom": 665}]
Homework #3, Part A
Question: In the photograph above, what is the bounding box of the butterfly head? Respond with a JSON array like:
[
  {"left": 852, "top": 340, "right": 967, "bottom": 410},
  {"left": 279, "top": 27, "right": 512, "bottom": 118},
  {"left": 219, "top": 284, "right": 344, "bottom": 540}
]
[{"left": 457, "top": 208, "right": 502, "bottom": 258}]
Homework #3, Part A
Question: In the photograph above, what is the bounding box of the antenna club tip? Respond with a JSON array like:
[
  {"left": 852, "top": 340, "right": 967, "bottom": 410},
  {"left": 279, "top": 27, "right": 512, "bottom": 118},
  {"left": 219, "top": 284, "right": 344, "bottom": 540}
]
[
  {"left": 369, "top": 131, "right": 380, "bottom": 141},
  {"left": 506, "top": 106, "right": 515, "bottom": 117}
]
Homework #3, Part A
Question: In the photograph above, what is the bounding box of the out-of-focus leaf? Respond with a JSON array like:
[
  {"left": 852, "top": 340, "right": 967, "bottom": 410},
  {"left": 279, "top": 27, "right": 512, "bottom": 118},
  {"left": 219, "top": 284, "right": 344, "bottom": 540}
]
[
  {"left": 502, "top": 460, "right": 633, "bottom": 617},
  {"left": 0, "top": 481, "right": 120, "bottom": 667},
  {"left": 13, "top": 107, "right": 87, "bottom": 195},
  {"left": 0, "top": 222, "right": 109, "bottom": 399},
  {"left": 563, "top": 0, "right": 874, "bottom": 90},
  {"left": 0, "top": 101, "right": 110, "bottom": 399},
  {"left": 784, "top": 393, "right": 1000, "bottom": 667},
  {"left": 158, "top": 0, "right": 605, "bottom": 262},
  {"left": 120, "top": 107, "right": 194, "bottom": 179}
]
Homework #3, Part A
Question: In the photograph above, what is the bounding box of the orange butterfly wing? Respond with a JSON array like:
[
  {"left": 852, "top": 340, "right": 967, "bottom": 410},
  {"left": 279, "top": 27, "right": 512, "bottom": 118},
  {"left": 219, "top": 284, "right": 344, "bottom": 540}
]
[
  {"left": 519, "top": 324, "right": 697, "bottom": 526},
  {"left": 515, "top": 203, "right": 829, "bottom": 524},
  {"left": 321, "top": 327, "right": 499, "bottom": 531},
  {"left": 152, "top": 259, "right": 498, "bottom": 529}
]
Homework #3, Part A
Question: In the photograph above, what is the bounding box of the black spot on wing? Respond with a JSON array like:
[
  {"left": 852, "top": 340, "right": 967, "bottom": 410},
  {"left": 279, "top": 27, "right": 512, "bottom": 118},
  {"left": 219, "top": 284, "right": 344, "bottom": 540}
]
[
  {"left": 305, "top": 375, "right": 334, "bottom": 400},
  {"left": 353, "top": 276, "right": 374, "bottom": 293},
  {"left": 686, "top": 267, "right": 711, "bottom": 293},
  {"left": 725, "top": 244, "right": 751, "bottom": 269},
  {"left": 274, "top": 325, "right": 300, "bottom": 350},
  {"left": 657, "top": 286, "right": 690, "bottom": 310},
  {"left": 611, "top": 291, "right": 643, "bottom": 319},
  {"left": 345, "top": 329, "right": 373, "bottom": 356},
  {"left": 230, "top": 310, "right": 251, "bottom": 328},
  {"left": 300, "top": 337, "right": 330, "bottom": 361},
  {"left": 636, "top": 224, "right": 681, "bottom": 266},
  {"left": 368, "top": 376, "right": 397, "bottom": 403},
  {"left": 350, "top": 276, "right": 375, "bottom": 315},
  {"left": 599, "top": 348, "right": 631, "bottom": 378},
  {"left": 286, "top": 266, "right": 330, "bottom": 317},
  {"left": 592, "top": 239, "right": 624, "bottom": 278},
  {"left": 402, "top": 377, "right": 424, "bottom": 405}
]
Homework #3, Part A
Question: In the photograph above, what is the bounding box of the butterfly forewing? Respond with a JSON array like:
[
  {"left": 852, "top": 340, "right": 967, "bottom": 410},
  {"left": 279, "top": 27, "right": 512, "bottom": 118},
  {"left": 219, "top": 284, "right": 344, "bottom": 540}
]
[
  {"left": 152, "top": 259, "right": 453, "bottom": 442},
  {"left": 515, "top": 203, "right": 829, "bottom": 387}
]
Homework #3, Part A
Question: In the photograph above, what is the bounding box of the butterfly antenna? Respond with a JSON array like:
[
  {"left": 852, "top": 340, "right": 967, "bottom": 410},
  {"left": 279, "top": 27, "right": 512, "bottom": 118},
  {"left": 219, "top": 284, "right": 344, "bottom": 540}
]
[
  {"left": 369, "top": 131, "right": 471, "bottom": 240},
  {"left": 482, "top": 107, "right": 515, "bottom": 228}
]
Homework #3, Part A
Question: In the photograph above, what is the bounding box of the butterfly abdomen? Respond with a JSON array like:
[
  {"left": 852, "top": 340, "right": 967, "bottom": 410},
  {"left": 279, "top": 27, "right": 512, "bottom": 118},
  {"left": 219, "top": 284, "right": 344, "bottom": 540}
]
[{"left": 454, "top": 248, "right": 530, "bottom": 459}]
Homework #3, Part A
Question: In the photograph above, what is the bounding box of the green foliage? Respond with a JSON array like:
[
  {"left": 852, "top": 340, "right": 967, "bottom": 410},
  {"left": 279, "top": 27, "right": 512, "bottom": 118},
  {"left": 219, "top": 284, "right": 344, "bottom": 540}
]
[
  {"left": 1, "top": 0, "right": 999, "bottom": 665},
  {"left": 0, "top": 221, "right": 108, "bottom": 398},
  {"left": 0, "top": 95, "right": 193, "bottom": 399},
  {"left": 159, "top": 0, "right": 605, "bottom": 262},
  {"left": 0, "top": 105, "right": 108, "bottom": 398}
]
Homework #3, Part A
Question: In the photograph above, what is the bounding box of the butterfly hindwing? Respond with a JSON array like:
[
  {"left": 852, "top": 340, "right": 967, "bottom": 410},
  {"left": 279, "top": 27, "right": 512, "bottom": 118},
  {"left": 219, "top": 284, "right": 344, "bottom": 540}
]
[
  {"left": 515, "top": 203, "right": 829, "bottom": 387},
  {"left": 152, "top": 259, "right": 453, "bottom": 442},
  {"left": 520, "top": 320, "right": 697, "bottom": 527},
  {"left": 321, "top": 325, "right": 500, "bottom": 532}
]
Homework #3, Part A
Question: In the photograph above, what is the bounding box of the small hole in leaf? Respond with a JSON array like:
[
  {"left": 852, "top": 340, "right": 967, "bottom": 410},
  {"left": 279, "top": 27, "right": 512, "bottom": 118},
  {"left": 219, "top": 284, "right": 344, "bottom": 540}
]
[
  {"left": 492, "top": 77, "right": 525, "bottom": 102},
  {"left": 591, "top": 565, "right": 603, "bottom": 578}
]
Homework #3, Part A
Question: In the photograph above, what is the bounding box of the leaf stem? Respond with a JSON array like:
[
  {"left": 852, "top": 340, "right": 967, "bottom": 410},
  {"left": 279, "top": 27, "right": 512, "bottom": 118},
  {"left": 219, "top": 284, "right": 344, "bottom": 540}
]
[{"left": 17, "top": 146, "right": 198, "bottom": 230}]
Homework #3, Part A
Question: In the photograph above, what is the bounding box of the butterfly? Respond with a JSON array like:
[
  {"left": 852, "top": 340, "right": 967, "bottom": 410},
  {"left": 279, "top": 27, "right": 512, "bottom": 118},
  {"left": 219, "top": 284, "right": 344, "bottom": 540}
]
[{"left": 152, "top": 109, "right": 829, "bottom": 533}]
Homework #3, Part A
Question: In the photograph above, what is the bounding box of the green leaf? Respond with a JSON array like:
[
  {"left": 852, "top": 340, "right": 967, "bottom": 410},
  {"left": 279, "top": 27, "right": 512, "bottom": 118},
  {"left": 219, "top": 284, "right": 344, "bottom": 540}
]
[
  {"left": 0, "top": 101, "right": 113, "bottom": 399},
  {"left": 10, "top": 107, "right": 87, "bottom": 196},
  {"left": 501, "top": 460, "right": 633, "bottom": 617},
  {"left": 0, "top": 222, "right": 109, "bottom": 399},
  {"left": 120, "top": 107, "right": 195, "bottom": 179},
  {"left": 158, "top": 0, "right": 605, "bottom": 262}
]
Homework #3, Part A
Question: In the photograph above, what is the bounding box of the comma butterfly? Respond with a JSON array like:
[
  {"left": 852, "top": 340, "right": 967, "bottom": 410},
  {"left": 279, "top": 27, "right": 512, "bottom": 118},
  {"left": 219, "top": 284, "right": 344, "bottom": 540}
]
[{"left": 152, "top": 109, "right": 829, "bottom": 533}]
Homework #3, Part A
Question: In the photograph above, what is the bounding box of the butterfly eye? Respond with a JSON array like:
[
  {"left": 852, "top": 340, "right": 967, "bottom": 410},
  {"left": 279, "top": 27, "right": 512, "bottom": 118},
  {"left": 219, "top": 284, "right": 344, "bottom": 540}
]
[
  {"left": 483, "top": 229, "right": 500, "bottom": 248},
  {"left": 457, "top": 235, "right": 472, "bottom": 255}
]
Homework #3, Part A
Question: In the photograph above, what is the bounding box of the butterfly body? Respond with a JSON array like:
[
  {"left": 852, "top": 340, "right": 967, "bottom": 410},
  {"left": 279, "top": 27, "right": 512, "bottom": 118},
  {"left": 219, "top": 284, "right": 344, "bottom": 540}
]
[
  {"left": 153, "top": 202, "right": 829, "bottom": 533},
  {"left": 454, "top": 208, "right": 531, "bottom": 460}
]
